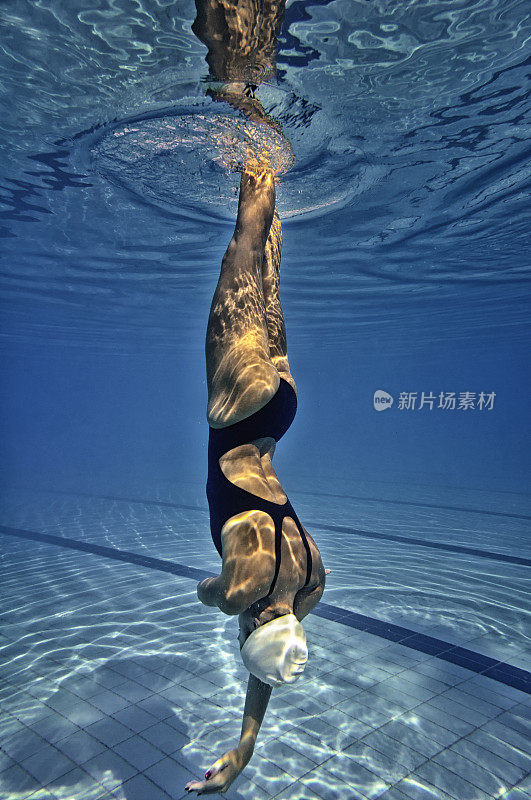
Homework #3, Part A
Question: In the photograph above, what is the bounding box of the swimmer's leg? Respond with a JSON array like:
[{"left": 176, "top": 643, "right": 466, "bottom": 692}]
[
  {"left": 261, "top": 207, "right": 296, "bottom": 392},
  {"left": 206, "top": 169, "right": 280, "bottom": 428}
]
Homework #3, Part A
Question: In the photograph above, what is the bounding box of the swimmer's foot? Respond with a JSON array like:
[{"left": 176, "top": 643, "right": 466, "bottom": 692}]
[{"left": 235, "top": 169, "right": 275, "bottom": 246}]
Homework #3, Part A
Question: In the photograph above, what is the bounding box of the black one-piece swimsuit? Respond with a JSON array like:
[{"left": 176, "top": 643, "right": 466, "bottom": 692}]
[{"left": 207, "top": 377, "right": 312, "bottom": 597}]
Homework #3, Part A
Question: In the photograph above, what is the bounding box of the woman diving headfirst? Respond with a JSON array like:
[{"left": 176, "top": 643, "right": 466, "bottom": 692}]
[
  {"left": 185, "top": 1, "right": 328, "bottom": 793},
  {"left": 185, "top": 164, "right": 328, "bottom": 796}
]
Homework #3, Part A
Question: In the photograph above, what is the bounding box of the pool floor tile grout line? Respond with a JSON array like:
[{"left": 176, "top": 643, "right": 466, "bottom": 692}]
[
  {"left": 1, "top": 524, "right": 529, "bottom": 696},
  {"left": 4, "top": 487, "right": 529, "bottom": 565}
]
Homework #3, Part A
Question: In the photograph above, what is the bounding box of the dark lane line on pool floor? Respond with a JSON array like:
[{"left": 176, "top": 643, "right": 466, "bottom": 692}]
[
  {"left": 315, "top": 523, "right": 531, "bottom": 567},
  {"left": 1, "top": 524, "right": 529, "bottom": 695},
  {"left": 21, "top": 485, "right": 531, "bottom": 520},
  {"left": 7, "top": 488, "right": 530, "bottom": 567}
]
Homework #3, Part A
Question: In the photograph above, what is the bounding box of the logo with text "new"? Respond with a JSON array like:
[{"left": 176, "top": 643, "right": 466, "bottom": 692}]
[{"left": 373, "top": 390, "right": 394, "bottom": 411}]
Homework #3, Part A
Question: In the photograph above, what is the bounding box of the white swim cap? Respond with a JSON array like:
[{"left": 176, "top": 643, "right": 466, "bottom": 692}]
[{"left": 240, "top": 613, "right": 308, "bottom": 687}]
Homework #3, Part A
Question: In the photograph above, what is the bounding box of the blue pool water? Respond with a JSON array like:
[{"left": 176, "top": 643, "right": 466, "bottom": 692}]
[{"left": 0, "top": 1, "right": 530, "bottom": 799}]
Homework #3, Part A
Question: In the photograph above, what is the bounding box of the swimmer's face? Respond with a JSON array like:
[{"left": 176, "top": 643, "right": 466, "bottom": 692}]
[
  {"left": 282, "top": 660, "right": 306, "bottom": 682},
  {"left": 283, "top": 643, "right": 308, "bottom": 681},
  {"left": 261, "top": 643, "right": 308, "bottom": 686},
  {"left": 239, "top": 617, "right": 309, "bottom": 685}
]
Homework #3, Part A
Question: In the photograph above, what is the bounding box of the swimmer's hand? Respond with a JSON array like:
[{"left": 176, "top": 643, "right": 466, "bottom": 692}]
[
  {"left": 325, "top": 568, "right": 331, "bottom": 575},
  {"left": 185, "top": 747, "right": 246, "bottom": 795}
]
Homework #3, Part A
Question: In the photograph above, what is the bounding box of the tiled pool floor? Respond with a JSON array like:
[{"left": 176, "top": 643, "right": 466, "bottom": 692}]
[{"left": 0, "top": 487, "right": 529, "bottom": 799}]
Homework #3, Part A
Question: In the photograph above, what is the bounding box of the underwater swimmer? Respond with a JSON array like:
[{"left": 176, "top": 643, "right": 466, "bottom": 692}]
[{"left": 184, "top": 168, "right": 329, "bottom": 795}]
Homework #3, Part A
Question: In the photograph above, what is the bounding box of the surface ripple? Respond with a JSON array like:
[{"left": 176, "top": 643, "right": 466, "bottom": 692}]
[{"left": 0, "top": 0, "right": 528, "bottom": 348}]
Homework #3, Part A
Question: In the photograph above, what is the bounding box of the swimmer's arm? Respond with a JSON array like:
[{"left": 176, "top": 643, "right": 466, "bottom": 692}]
[
  {"left": 197, "top": 576, "right": 224, "bottom": 608},
  {"left": 293, "top": 562, "right": 327, "bottom": 621},
  {"left": 197, "top": 575, "right": 244, "bottom": 615},
  {"left": 237, "top": 673, "right": 272, "bottom": 765},
  {"left": 293, "top": 582, "right": 324, "bottom": 621},
  {"left": 184, "top": 673, "right": 271, "bottom": 794}
]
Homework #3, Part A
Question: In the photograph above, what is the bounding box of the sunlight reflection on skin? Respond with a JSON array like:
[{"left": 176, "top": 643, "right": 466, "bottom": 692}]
[
  {"left": 185, "top": 1, "right": 329, "bottom": 796},
  {"left": 187, "top": 152, "right": 329, "bottom": 799},
  {"left": 205, "top": 169, "right": 281, "bottom": 428}
]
